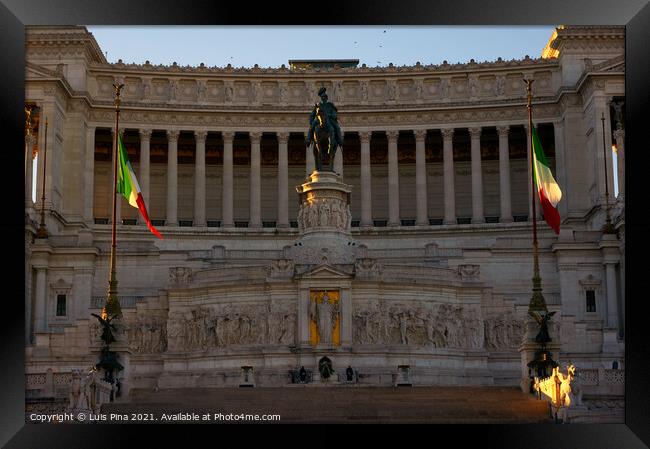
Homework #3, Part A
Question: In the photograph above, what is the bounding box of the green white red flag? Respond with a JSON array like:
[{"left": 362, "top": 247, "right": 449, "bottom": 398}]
[
  {"left": 117, "top": 134, "right": 163, "bottom": 239},
  {"left": 532, "top": 126, "right": 562, "bottom": 234}
]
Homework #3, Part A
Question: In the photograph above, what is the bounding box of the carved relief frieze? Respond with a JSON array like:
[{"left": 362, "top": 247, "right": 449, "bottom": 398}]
[
  {"left": 167, "top": 301, "right": 296, "bottom": 351},
  {"left": 352, "top": 301, "right": 484, "bottom": 348}
]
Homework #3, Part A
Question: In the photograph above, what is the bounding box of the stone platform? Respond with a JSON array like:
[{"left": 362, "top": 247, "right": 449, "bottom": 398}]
[{"left": 101, "top": 386, "right": 552, "bottom": 423}]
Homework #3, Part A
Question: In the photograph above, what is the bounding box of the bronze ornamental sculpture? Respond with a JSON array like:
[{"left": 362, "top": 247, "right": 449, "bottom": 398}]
[{"left": 306, "top": 87, "right": 344, "bottom": 172}]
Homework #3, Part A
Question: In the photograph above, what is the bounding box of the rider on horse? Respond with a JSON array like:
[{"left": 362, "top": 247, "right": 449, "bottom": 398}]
[{"left": 306, "top": 87, "right": 344, "bottom": 170}]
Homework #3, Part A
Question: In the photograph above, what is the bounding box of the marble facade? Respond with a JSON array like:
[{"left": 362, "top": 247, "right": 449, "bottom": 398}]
[{"left": 25, "top": 26, "right": 624, "bottom": 418}]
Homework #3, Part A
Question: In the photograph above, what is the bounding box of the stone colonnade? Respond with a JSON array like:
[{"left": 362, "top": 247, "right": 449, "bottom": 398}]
[{"left": 87, "top": 123, "right": 567, "bottom": 228}]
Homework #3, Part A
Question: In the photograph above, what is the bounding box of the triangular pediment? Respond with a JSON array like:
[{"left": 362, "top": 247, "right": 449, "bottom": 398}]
[{"left": 296, "top": 264, "right": 352, "bottom": 280}]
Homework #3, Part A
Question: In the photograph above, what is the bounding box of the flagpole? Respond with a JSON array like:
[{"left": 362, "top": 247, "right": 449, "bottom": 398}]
[
  {"left": 36, "top": 117, "right": 49, "bottom": 239},
  {"left": 105, "top": 82, "right": 124, "bottom": 319},
  {"left": 525, "top": 79, "right": 547, "bottom": 313}
]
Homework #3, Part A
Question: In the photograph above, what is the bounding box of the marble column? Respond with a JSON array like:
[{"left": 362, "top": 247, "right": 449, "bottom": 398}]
[
  {"left": 525, "top": 125, "right": 539, "bottom": 221},
  {"left": 387, "top": 130, "right": 400, "bottom": 226},
  {"left": 194, "top": 130, "right": 207, "bottom": 227},
  {"left": 469, "top": 127, "right": 484, "bottom": 223},
  {"left": 614, "top": 127, "right": 625, "bottom": 201},
  {"left": 359, "top": 131, "right": 373, "bottom": 227},
  {"left": 222, "top": 131, "right": 234, "bottom": 227},
  {"left": 138, "top": 129, "right": 151, "bottom": 225},
  {"left": 25, "top": 134, "right": 36, "bottom": 209},
  {"left": 249, "top": 131, "right": 262, "bottom": 228},
  {"left": 552, "top": 120, "right": 567, "bottom": 219},
  {"left": 277, "top": 131, "right": 289, "bottom": 228},
  {"left": 334, "top": 145, "right": 343, "bottom": 176},
  {"left": 442, "top": 128, "right": 456, "bottom": 224},
  {"left": 110, "top": 129, "right": 121, "bottom": 225},
  {"left": 306, "top": 141, "right": 315, "bottom": 175},
  {"left": 34, "top": 266, "right": 47, "bottom": 333},
  {"left": 166, "top": 130, "right": 179, "bottom": 226},
  {"left": 81, "top": 126, "right": 95, "bottom": 223},
  {"left": 497, "top": 125, "right": 513, "bottom": 222},
  {"left": 414, "top": 129, "right": 428, "bottom": 226}
]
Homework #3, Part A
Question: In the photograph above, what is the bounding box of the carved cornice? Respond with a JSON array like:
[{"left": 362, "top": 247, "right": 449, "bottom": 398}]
[
  {"left": 26, "top": 26, "right": 107, "bottom": 64},
  {"left": 92, "top": 54, "right": 557, "bottom": 77}
]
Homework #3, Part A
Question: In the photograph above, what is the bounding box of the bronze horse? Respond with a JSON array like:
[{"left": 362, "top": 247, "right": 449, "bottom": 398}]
[{"left": 310, "top": 103, "right": 336, "bottom": 172}]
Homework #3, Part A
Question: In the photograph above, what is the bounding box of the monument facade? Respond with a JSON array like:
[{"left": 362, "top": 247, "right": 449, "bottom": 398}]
[{"left": 24, "top": 25, "right": 625, "bottom": 422}]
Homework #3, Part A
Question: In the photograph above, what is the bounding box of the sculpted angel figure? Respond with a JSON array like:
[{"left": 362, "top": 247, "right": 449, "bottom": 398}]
[{"left": 529, "top": 310, "right": 556, "bottom": 344}]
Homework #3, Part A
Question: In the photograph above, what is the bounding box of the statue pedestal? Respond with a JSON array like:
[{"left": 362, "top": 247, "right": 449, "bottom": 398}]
[
  {"left": 292, "top": 170, "right": 357, "bottom": 265},
  {"left": 296, "top": 171, "right": 352, "bottom": 236}
]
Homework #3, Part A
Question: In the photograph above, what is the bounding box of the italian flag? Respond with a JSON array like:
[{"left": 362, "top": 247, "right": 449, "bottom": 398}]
[
  {"left": 532, "top": 126, "right": 562, "bottom": 234},
  {"left": 117, "top": 133, "right": 163, "bottom": 239}
]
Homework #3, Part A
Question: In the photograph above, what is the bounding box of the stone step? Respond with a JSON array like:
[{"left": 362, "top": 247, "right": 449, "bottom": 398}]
[{"left": 102, "top": 386, "right": 552, "bottom": 423}]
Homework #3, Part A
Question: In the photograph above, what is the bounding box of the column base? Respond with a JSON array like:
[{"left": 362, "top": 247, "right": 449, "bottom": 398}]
[
  {"left": 500, "top": 216, "right": 513, "bottom": 223},
  {"left": 471, "top": 218, "right": 485, "bottom": 224},
  {"left": 443, "top": 219, "right": 456, "bottom": 226}
]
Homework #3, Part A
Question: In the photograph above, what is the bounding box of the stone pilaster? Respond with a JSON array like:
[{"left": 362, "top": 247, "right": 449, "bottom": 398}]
[
  {"left": 82, "top": 127, "right": 95, "bottom": 223},
  {"left": 387, "top": 130, "right": 400, "bottom": 226},
  {"left": 222, "top": 131, "right": 234, "bottom": 227},
  {"left": 359, "top": 131, "right": 373, "bottom": 227},
  {"left": 194, "top": 130, "right": 207, "bottom": 227},
  {"left": 442, "top": 128, "right": 456, "bottom": 225},
  {"left": 469, "top": 127, "right": 484, "bottom": 223},
  {"left": 34, "top": 266, "right": 48, "bottom": 333}
]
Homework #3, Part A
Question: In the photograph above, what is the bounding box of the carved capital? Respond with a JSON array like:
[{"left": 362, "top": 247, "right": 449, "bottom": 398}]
[
  {"left": 139, "top": 128, "right": 153, "bottom": 140},
  {"left": 221, "top": 130, "right": 235, "bottom": 142},
  {"left": 276, "top": 131, "right": 290, "bottom": 143},
  {"left": 249, "top": 131, "right": 263, "bottom": 141},
  {"left": 194, "top": 130, "right": 208, "bottom": 142},
  {"left": 441, "top": 128, "right": 455, "bottom": 140},
  {"left": 496, "top": 125, "right": 510, "bottom": 137},
  {"left": 358, "top": 131, "right": 372, "bottom": 144},
  {"left": 613, "top": 128, "right": 625, "bottom": 141},
  {"left": 468, "top": 127, "right": 482, "bottom": 139},
  {"left": 386, "top": 130, "right": 399, "bottom": 141},
  {"left": 414, "top": 129, "right": 427, "bottom": 141},
  {"left": 166, "top": 129, "right": 180, "bottom": 142}
]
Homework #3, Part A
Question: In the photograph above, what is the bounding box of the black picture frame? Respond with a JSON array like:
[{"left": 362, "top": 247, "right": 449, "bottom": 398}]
[{"left": 2, "top": 0, "right": 649, "bottom": 447}]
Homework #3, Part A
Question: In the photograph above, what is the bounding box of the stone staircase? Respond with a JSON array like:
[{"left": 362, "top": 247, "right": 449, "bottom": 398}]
[{"left": 102, "top": 386, "right": 552, "bottom": 424}]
